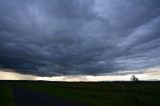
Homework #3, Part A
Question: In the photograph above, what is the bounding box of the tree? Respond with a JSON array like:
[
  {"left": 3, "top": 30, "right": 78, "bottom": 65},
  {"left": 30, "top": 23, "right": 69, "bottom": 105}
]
[{"left": 130, "top": 75, "right": 139, "bottom": 82}]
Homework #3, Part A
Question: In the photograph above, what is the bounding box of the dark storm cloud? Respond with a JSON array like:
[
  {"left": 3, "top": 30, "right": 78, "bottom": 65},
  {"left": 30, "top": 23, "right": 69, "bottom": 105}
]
[{"left": 0, "top": 0, "right": 160, "bottom": 76}]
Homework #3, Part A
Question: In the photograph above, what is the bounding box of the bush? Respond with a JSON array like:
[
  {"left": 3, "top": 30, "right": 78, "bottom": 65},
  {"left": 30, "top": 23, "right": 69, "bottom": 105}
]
[{"left": 130, "top": 75, "right": 139, "bottom": 82}]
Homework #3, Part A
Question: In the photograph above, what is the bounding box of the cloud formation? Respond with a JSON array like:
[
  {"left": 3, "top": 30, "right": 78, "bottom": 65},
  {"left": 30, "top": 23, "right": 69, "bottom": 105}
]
[{"left": 0, "top": 0, "right": 160, "bottom": 76}]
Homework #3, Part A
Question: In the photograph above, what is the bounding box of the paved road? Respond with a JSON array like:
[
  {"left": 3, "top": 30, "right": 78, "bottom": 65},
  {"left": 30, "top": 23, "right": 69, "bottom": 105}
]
[{"left": 12, "top": 86, "right": 88, "bottom": 106}]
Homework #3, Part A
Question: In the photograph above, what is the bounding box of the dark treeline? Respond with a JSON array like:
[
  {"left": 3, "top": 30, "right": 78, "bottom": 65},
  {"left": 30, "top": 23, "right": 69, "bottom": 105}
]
[{"left": 0, "top": 80, "right": 160, "bottom": 84}]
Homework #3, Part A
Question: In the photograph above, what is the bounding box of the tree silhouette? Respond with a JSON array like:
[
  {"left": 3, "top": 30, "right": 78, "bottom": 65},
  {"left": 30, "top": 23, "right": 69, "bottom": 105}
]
[{"left": 130, "top": 75, "right": 139, "bottom": 82}]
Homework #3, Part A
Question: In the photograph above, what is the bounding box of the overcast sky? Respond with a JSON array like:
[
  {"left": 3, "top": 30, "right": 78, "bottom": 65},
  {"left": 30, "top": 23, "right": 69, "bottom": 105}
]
[{"left": 0, "top": 0, "right": 160, "bottom": 80}]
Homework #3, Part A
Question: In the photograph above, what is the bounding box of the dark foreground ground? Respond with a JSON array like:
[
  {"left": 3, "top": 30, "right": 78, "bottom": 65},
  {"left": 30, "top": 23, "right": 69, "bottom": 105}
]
[
  {"left": 0, "top": 81, "right": 160, "bottom": 106},
  {"left": 12, "top": 85, "right": 87, "bottom": 106}
]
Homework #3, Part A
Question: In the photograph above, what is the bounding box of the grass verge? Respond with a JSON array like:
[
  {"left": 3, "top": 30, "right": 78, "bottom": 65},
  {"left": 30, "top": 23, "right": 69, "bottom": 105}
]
[{"left": 0, "top": 83, "right": 16, "bottom": 106}]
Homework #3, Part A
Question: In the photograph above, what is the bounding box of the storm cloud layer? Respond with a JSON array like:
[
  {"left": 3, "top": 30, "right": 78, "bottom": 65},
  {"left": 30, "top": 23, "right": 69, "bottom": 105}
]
[{"left": 0, "top": 0, "right": 160, "bottom": 76}]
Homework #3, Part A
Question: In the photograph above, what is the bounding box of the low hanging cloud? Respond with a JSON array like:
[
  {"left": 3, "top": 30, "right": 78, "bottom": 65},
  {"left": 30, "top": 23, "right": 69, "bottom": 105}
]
[{"left": 0, "top": 0, "right": 160, "bottom": 76}]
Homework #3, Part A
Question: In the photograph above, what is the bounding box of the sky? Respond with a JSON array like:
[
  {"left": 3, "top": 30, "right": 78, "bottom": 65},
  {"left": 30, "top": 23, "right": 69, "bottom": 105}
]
[{"left": 0, "top": 0, "right": 160, "bottom": 81}]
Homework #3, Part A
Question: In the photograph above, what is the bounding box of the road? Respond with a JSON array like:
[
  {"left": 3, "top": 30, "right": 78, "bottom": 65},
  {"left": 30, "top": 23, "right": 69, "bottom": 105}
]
[{"left": 12, "top": 86, "right": 88, "bottom": 106}]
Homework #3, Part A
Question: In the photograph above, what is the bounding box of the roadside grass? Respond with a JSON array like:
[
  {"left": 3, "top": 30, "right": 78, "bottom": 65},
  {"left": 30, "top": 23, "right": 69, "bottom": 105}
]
[
  {"left": 0, "top": 83, "right": 16, "bottom": 106},
  {"left": 20, "top": 82, "right": 160, "bottom": 106}
]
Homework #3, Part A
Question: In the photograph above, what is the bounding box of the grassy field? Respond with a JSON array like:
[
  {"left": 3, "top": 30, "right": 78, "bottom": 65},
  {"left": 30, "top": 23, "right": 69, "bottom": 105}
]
[
  {"left": 0, "top": 83, "right": 16, "bottom": 106},
  {"left": 1, "top": 81, "right": 160, "bottom": 106},
  {"left": 19, "top": 81, "right": 160, "bottom": 106}
]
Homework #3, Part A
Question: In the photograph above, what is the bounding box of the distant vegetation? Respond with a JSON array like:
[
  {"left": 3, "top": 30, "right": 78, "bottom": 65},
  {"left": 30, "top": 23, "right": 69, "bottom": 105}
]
[{"left": 130, "top": 75, "right": 139, "bottom": 82}]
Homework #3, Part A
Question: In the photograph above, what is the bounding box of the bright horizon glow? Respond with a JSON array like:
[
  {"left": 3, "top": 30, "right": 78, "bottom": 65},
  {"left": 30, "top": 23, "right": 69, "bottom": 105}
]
[{"left": 0, "top": 67, "right": 160, "bottom": 81}]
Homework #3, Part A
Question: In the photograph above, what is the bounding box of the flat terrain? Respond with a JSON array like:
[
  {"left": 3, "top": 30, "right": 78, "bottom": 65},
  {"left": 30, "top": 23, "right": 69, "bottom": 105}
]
[
  {"left": 12, "top": 85, "right": 87, "bottom": 106},
  {"left": 0, "top": 81, "right": 160, "bottom": 106},
  {"left": 0, "top": 83, "right": 16, "bottom": 106}
]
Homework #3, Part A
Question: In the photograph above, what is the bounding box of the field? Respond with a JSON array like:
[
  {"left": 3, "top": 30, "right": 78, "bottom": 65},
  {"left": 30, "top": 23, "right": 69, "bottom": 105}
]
[
  {"left": 0, "top": 83, "right": 16, "bottom": 106},
  {"left": 0, "top": 81, "right": 160, "bottom": 106}
]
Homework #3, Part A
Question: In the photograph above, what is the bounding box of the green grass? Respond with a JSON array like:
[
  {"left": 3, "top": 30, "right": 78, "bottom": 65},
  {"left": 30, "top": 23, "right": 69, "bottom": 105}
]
[
  {"left": 0, "top": 83, "right": 16, "bottom": 106},
  {"left": 20, "top": 81, "right": 160, "bottom": 106}
]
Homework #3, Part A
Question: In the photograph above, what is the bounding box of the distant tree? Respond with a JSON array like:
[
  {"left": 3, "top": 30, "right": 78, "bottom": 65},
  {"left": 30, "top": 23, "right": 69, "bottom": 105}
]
[{"left": 130, "top": 75, "right": 139, "bottom": 82}]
